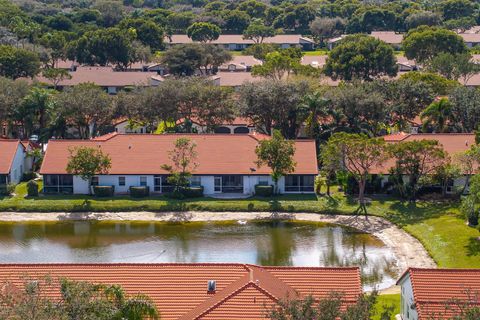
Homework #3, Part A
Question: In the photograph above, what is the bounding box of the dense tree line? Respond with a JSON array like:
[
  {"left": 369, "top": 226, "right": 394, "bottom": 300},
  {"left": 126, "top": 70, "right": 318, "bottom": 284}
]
[
  {"left": 2, "top": 69, "right": 479, "bottom": 143},
  {"left": 1, "top": 0, "right": 480, "bottom": 74}
]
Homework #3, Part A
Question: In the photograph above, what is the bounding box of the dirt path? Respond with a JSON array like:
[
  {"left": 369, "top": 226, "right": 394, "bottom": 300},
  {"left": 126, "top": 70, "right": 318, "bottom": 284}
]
[{"left": 0, "top": 211, "right": 436, "bottom": 275}]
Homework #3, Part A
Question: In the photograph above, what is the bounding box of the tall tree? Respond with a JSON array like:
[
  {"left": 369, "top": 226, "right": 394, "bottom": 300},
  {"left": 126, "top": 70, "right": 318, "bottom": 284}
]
[
  {"left": 402, "top": 26, "right": 467, "bottom": 63},
  {"left": 448, "top": 86, "right": 480, "bottom": 132},
  {"left": 0, "top": 45, "right": 40, "bottom": 79},
  {"left": 388, "top": 140, "right": 446, "bottom": 201},
  {"left": 321, "top": 132, "right": 387, "bottom": 208},
  {"left": 161, "top": 137, "right": 199, "bottom": 193},
  {"left": 255, "top": 130, "right": 296, "bottom": 194},
  {"left": 66, "top": 146, "right": 112, "bottom": 194},
  {"left": 309, "top": 17, "right": 346, "bottom": 44},
  {"left": 186, "top": 22, "right": 221, "bottom": 43},
  {"left": 420, "top": 98, "right": 453, "bottom": 133},
  {"left": 324, "top": 35, "right": 397, "bottom": 81},
  {"left": 243, "top": 20, "right": 275, "bottom": 43},
  {"left": 54, "top": 83, "right": 113, "bottom": 139},
  {"left": 238, "top": 79, "right": 310, "bottom": 138},
  {"left": 42, "top": 68, "right": 72, "bottom": 90}
]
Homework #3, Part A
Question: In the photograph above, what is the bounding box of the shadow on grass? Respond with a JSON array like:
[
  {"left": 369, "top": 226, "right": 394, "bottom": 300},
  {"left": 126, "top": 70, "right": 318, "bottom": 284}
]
[
  {"left": 385, "top": 200, "right": 459, "bottom": 227},
  {"left": 466, "top": 236, "right": 480, "bottom": 257}
]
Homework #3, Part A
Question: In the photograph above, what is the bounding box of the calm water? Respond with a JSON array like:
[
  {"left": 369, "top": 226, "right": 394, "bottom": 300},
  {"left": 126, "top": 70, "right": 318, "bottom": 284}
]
[{"left": 0, "top": 220, "right": 398, "bottom": 290}]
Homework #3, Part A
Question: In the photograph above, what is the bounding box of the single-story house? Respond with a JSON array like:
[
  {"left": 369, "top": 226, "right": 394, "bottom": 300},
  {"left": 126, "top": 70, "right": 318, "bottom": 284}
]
[
  {"left": 370, "top": 31, "right": 403, "bottom": 49},
  {"left": 397, "top": 268, "right": 480, "bottom": 320},
  {"left": 39, "top": 133, "right": 318, "bottom": 195},
  {"left": 165, "top": 34, "right": 315, "bottom": 51},
  {"left": 0, "top": 139, "right": 30, "bottom": 188},
  {"left": 218, "top": 55, "right": 262, "bottom": 72},
  {"left": 0, "top": 263, "right": 361, "bottom": 320},
  {"left": 35, "top": 66, "right": 164, "bottom": 94},
  {"left": 459, "top": 33, "right": 480, "bottom": 48},
  {"left": 327, "top": 32, "right": 404, "bottom": 50},
  {"left": 376, "top": 133, "right": 475, "bottom": 193}
]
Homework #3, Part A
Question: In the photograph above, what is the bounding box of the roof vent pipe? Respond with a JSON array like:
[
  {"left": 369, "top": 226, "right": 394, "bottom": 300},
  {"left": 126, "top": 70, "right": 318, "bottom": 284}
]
[{"left": 207, "top": 280, "right": 216, "bottom": 293}]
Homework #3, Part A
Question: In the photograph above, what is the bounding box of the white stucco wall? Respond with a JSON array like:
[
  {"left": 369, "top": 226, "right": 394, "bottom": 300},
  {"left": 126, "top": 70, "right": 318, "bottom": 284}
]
[
  {"left": 202, "top": 176, "right": 215, "bottom": 195},
  {"left": 97, "top": 175, "right": 154, "bottom": 193},
  {"left": 70, "top": 174, "right": 312, "bottom": 195},
  {"left": 399, "top": 275, "right": 418, "bottom": 320},
  {"left": 73, "top": 176, "right": 90, "bottom": 194},
  {"left": 9, "top": 144, "right": 26, "bottom": 184}
]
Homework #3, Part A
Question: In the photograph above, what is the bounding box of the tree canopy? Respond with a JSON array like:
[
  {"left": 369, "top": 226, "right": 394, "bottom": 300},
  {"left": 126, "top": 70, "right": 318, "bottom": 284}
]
[{"left": 324, "top": 35, "right": 397, "bottom": 81}]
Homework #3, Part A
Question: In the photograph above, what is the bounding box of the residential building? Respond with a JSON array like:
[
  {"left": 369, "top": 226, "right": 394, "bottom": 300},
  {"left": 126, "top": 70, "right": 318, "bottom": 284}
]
[
  {"left": 165, "top": 34, "right": 315, "bottom": 50},
  {"left": 377, "top": 133, "right": 475, "bottom": 193},
  {"left": 0, "top": 140, "right": 30, "bottom": 189},
  {"left": 459, "top": 33, "right": 480, "bottom": 48},
  {"left": 370, "top": 31, "right": 403, "bottom": 49},
  {"left": 218, "top": 55, "right": 262, "bottom": 72},
  {"left": 39, "top": 133, "right": 318, "bottom": 195},
  {"left": 398, "top": 268, "right": 480, "bottom": 320},
  {"left": 0, "top": 263, "right": 361, "bottom": 320},
  {"left": 35, "top": 66, "right": 164, "bottom": 94}
]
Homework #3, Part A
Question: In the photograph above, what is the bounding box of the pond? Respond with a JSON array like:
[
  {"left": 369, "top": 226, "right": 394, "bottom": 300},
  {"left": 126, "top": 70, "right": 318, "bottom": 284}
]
[{"left": 0, "top": 220, "right": 398, "bottom": 290}]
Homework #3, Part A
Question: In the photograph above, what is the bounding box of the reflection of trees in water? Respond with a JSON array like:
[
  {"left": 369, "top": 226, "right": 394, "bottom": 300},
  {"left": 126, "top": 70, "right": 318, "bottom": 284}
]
[
  {"left": 255, "top": 221, "right": 296, "bottom": 266},
  {"left": 319, "top": 227, "right": 397, "bottom": 288}
]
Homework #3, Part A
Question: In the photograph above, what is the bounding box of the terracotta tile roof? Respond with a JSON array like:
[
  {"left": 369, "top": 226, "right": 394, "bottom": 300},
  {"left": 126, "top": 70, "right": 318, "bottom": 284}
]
[
  {"left": 166, "top": 34, "right": 314, "bottom": 45},
  {"left": 383, "top": 132, "right": 410, "bottom": 142},
  {"left": 216, "top": 71, "right": 262, "bottom": 87},
  {"left": 35, "top": 67, "right": 162, "bottom": 87},
  {"left": 0, "top": 263, "right": 361, "bottom": 320},
  {"left": 459, "top": 33, "right": 480, "bottom": 43},
  {"left": 397, "top": 268, "right": 480, "bottom": 319},
  {"left": 370, "top": 31, "right": 404, "bottom": 45},
  {"left": 0, "top": 139, "right": 22, "bottom": 174},
  {"left": 372, "top": 133, "right": 476, "bottom": 174},
  {"left": 219, "top": 55, "right": 262, "bottom": 71},
  {"left": 40, "top": 133, "right": 318, "bottom": 175},
  {"left": 301, "top": 55, "right": 327, "bottom": 68}
]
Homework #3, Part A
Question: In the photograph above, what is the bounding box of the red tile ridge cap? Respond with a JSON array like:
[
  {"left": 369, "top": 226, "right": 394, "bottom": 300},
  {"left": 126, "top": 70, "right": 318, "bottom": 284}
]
[
  {"left": 177, "top": 274, "right": 252, "bottom": 320},
  {"left": 0, "top": 262, "right": 255, "bottom": 268}
]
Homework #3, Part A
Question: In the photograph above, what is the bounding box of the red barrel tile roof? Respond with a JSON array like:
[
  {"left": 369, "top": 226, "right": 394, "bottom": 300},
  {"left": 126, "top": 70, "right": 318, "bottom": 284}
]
[
  {"left": 40, "top": 133, "right": 318, "bottom": 175},
  {"left": 371, "top": 133, "right": 476, "bottom": 174},
  {"left": 0, "top": 140, "right": 22, "bottom": 174},
  {"left": 0, "top": 263, "right": 361, "bottom": 320},
  {"left": 398, "top": 268, "right": 480, "bottom": 319}
]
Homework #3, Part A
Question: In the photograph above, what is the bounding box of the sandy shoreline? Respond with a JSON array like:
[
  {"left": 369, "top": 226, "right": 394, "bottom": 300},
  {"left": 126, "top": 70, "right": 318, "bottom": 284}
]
[{"left": 0, "top": 211, "right": 437, "bottom": 273}]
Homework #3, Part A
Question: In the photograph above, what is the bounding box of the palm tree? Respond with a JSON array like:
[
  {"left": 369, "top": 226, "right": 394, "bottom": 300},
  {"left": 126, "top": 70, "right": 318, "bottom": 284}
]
[
  {"left": 420, "top": 98, "right": 452, "bottom": 133},
  {"left": 300, "top": 91, "right": 329, "bottom": 140},
  {"left": 105, "top": 285, "right": 159, "bottom": 320}
]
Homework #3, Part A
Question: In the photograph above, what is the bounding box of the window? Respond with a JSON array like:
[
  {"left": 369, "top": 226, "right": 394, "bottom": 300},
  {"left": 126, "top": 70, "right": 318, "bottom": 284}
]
[
  {"left": 189, "top": 176, "right": 201, "bottom": 187},
  {"left": 258, "top": 176, "right": 269, "bottom": 186},
  {"left": 140, "top": 176, "right": 147, "bottom": 186},
  {"left": 43, "top": 174, "right": 73, "bottom": 194},
  {"left": 285, "top": 175, "right": 314, "bottom": 192},
  {"left": 91, "top": 176, "right": 99, "bottom": 186},
  {"left": 118, "top": 177, "right": 125, "bottom": 186}
]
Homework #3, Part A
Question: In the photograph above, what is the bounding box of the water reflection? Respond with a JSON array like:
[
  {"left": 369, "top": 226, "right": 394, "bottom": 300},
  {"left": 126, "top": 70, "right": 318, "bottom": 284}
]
[{"left": 0, "top": 220, "right": 397, "bottom": 289}]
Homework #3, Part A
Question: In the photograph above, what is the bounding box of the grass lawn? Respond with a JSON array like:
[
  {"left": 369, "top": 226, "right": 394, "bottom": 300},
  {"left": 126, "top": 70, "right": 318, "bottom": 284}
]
[
  {"left": 1, "top": 183, "right": 479, "bottom": 268},
  {"left": 373, "top": 294, "right": 401, "bottom": 320},
  {"left": 303, "top": 50, "right": 329, "bottom": 56}
]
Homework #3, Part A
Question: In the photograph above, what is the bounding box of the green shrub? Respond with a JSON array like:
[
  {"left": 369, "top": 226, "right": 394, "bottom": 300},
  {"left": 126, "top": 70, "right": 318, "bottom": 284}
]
[
  {"left": 26, "top": 180, "right": 39, "bottom": 197},
  {"left": 255, "top": 185, "right": 273, "bottom": 197},
  {"left": 468, "top": 210, "right": 479, "bottom": 226},
  {"left": 129, "top": 186, "right": 150, "bottom": 198},
  {"left": 93, "top": 186, "right": 115, "bottom": 197},
  {"left": 182, "top": 186, "right": 203, "bottom": 198},
  {"left": 22, "top": 171, "right": 36, "bottom": 182},
  {"left": 0, "top": 184, "right": 16, "bottom": 196},
  {"left": 164, "top": 190, "right": 185, "bottom": 199}
]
